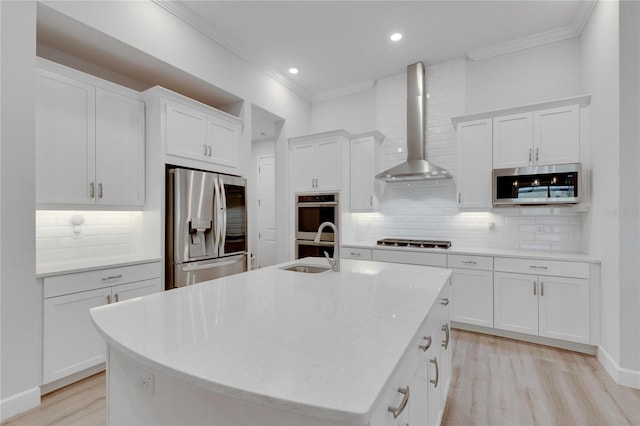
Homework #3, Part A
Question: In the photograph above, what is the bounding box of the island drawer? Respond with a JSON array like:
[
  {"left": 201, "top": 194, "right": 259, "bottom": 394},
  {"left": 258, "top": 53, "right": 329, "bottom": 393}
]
[
  {"left": 447, "top": 254, "right": 493, "bottom": 271},
  {"left": 44, "top": 262, "right": 162, "bottom": 298},
  {"left": 341, "top": 247, "right": 372, "bottom": 260},
  {"left": 494, "top": 257, "right": 589, "bottom": 279},
  {"left": 373, "top": 249, "right": 447, "bottom": 268}
]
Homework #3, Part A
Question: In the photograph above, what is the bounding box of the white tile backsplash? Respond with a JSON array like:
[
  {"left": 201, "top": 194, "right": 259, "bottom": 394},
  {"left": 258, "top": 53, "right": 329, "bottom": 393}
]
[
  {"left": 350, "top": 58, "right": 583, "bottom": 253},
  {"left": 36, "top": 210, "right": 145, "bottom": 262}
]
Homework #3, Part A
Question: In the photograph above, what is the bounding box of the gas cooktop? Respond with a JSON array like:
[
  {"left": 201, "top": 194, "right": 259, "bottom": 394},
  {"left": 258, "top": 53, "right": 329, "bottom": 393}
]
[{"left": 376, "top": 238, "right": 452, "bottom": 249}]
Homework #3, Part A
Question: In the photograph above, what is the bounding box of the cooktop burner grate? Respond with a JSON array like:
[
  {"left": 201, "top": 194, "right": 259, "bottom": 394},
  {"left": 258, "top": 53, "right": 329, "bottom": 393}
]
[{"left": 376, "top": 238, "right": 451, "bottom": 249}]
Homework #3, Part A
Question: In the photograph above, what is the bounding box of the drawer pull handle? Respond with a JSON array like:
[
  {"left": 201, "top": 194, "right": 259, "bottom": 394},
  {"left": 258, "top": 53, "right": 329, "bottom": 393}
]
[
  {"left": 441, "top": 324, "right": 450, "bottom": 350},
  {"left": 430, "top": 357, "right": 439, "bottom": 387},
  {"left": 102, "top": 274, "right": 123, "bottom": 281},
  {"left": 419, "top": 335, "right": 432, "bottom": 352},
  {"left": 461, "top": 260, "right": 477, "bottom": 264},
  {"left": 440, "top": 298, "right": 450, "bottom": 306},
  {"left": 529, "top": 265, "right": 548, "bottom": 270},
  {"left": 350, "top": 252, "right": 361, "bottom": 256},
  {"left": 388, "top": 386, "right": 410, "bottom": 419}
]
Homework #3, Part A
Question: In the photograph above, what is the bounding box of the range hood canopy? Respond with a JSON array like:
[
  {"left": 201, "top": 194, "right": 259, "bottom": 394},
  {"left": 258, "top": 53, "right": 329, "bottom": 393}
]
[{"left": 376, "top": 62, "right": 452, "bottom": 181}]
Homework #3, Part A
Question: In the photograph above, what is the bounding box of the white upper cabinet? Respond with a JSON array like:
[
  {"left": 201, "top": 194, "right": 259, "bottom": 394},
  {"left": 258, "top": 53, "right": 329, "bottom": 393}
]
[
  {"left": 456, "top": 119, "right": 493, "bottom": 209},
  {"left": 350, "top": 131, "right": 384, "bottom": 211},
  {"left": 493, "top": 105, "right": 580, "bottom": 169},
  {"left": 289, "top": 130, "right": 350, "bottom": 194},
  {"left": 36, "top": 60, "right": 145, "bottom": 208},
  {"left": 149, "top": 87, "right": 242, "bottom": 173}
]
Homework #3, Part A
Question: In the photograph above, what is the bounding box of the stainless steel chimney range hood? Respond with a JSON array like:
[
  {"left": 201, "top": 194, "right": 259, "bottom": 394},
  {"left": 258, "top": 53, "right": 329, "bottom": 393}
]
[{"left": 376, "top": 62, "right": 452, "bottom": 181}]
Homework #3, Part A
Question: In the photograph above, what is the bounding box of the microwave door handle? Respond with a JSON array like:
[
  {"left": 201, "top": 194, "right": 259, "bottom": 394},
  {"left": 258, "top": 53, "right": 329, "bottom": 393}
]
[{"left": 220, "top": 182, "right": 228, "bottom": 253}]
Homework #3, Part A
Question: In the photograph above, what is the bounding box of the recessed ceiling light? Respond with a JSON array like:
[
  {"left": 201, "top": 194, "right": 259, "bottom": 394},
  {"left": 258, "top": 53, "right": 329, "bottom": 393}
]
[
  {"left": 390, "top": 33, "right": 403, "bottom": 42},
  {"left": 288, "top": 67, "right": 299, "bottom": 74}
]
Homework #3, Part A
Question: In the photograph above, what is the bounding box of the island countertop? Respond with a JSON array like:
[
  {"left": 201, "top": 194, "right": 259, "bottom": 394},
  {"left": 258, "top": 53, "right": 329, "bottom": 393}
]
[{"left": 90, "top": 257, "right": 451, "bottom": 424}]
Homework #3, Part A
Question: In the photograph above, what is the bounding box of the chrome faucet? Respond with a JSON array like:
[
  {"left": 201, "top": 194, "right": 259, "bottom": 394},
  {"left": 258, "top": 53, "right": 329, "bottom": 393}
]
[{"left": 314, "top": 221, "right": 339, "bottom": 272}]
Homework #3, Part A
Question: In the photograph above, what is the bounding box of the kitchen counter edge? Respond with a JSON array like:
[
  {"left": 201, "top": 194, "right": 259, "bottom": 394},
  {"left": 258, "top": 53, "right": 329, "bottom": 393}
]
[{"left": 37, "top": 256, "right": 162, "bottom": 278}]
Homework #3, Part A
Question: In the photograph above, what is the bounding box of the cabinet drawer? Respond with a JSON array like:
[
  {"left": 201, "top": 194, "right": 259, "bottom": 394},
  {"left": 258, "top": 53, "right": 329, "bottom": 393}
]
[
  {"left": 373, "top": 249, "right": 447, "bottom": 267},
  {"left": 341, "top": 247, "right": 372, "bottom": 260},
  {"left": 447, "top": 254, "right": 493, "bottom": 271},
  {"left": 494, "top": 257, "right": 589, "bottom": 279},
  {"left": 44, "top": 262, "right": 161, "bottom": 298}
]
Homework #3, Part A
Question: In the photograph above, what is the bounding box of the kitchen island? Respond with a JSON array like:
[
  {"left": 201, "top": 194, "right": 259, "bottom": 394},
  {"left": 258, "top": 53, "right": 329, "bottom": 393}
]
[{"left": 90, "top": 257, "right": 452, "bottom": 425}]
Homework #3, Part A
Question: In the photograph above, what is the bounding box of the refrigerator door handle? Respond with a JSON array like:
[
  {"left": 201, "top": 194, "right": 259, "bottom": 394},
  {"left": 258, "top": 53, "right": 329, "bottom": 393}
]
[
  {"left": 213, "top": 176, "right": 222, "bottom": 255},
  {"left": 220, "top": 181, "right": 228, "bottom": 254},
  {"left": 182, "top": 257, "right": 244, "bottom": 272}
]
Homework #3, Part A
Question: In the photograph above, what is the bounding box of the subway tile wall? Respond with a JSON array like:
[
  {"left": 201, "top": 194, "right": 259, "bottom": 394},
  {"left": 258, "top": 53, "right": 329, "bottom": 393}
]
[
  {"left": 36, "top": 210, "right": 145, "bottom": 262},
  {"left": 352, "top": 58, "right": 583, "bottom": 253}
]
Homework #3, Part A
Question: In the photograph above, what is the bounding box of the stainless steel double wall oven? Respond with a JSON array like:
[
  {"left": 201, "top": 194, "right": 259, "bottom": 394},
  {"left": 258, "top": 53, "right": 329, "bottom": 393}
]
[{"left": 294, "top": 193, "right": 339, "bottom": 259}]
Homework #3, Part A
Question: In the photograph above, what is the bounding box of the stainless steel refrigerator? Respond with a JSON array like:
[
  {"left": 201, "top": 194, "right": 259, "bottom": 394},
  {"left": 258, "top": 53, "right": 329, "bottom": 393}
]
[{"left": 166, "top": 167, "right": 247, "bottom": 290}]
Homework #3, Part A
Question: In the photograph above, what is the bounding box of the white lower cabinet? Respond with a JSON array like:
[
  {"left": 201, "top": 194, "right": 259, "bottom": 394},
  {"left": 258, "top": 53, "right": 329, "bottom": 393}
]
[
  {"left": 370, "top": 282, "right": 451, "bottom": 426},
  {"left": 42, "top": 263, "right": 161, "bottom": 386},
  {"left": 448, "top": 254, "right": 494, "bottom": 328},
  {"left": 494, "top": 271, "right": 590, "bottom": 344}
]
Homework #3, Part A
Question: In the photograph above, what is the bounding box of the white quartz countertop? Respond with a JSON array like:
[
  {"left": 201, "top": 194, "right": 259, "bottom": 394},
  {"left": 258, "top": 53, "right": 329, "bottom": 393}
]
[
  {"left": 36, "top": 255, "right": 161, "bottom": 278},
  {"left": 90, "top": 257, "right": 451, "bottom": 424},
  {"left": 343, "top": 242, "right": 601, "bottom": 263}
]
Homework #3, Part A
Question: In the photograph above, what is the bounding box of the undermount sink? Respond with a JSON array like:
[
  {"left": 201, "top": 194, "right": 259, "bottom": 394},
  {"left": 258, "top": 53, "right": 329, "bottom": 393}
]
[{"left": 280, "top": 264, "right": 331, "bottom": 273}]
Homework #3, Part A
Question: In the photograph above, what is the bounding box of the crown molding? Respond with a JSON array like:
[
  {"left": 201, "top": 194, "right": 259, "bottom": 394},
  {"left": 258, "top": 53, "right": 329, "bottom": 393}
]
[
  {"left": 467, "top": 0, "right": 597, "bottom": 61},
  {"left": 151, "top": 0, "right": 311, "bottom": 101},
  {"left": 311, "top": 79, "right": 376, "bottom": 103}
]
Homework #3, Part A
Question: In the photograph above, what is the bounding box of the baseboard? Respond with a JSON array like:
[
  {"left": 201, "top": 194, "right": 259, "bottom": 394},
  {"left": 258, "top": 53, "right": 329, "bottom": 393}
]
[
  {"left": 597, "top": 346, "right": 640, "bottom": 390},
  {"left": 0, "top": 387, "right": 41, "bottom": 422}
]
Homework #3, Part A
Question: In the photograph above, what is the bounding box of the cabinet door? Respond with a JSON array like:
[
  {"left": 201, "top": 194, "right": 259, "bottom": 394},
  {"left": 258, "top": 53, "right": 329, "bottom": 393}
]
[
  {"left": 36, "top": 69, "right": 96, "bottom": 205},
  {"left": 493, "top": 272, "right": 538, "bottom": 336},
  {"left": 456, "top": 119, "right": 493, "bottom": 208},
  {"left": 538, "top": 276, "right": 589, "bottom": 343},
  {"left": 350, "top": 137, "right": 377, "bottom": 211},
  {"left": 290, "top": 142, "right": 316, "bottom": 192},
  {"left": 165, "top": 101, "right": 207, "bottom": 161},
  {"left": 409, "top": 360, "right": 428, "bottom": 426},
  {"left": 112, "top": 278, "right": 162, "bottom": 303},
  {"left": 95, "top": 88, "right": 145, "bottom": 206},
  {"left": 533, "top": 105, "right": 579, "bottom": 165},
  {"left": 492, "top": 112, "right": 533, "bottom": 169},
  {"left": 451, "top": 268, "right": 494, "bottom": 327},
  {"left": 206, "top": 114, "right": 241, "bottom": 169},
  {"left": 42, "top": 287, "right": 111, "bottom": 384},
  {"left": 315, "top": 139, "right": 341, "bottom": 191}
]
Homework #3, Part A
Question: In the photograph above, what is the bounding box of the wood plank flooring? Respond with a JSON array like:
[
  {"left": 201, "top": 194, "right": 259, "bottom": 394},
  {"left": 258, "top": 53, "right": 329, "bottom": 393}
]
[{"left": 5, "top": 330, "right": 640, "bottom": 425}]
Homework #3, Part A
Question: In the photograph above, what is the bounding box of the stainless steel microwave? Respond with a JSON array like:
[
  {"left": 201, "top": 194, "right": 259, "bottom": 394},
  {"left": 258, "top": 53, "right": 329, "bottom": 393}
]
[{"left": 493, "top": 163, "right": 582, "bottom": 206}]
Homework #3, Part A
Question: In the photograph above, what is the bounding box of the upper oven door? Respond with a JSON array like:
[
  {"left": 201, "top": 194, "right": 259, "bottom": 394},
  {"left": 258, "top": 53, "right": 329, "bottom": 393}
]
[
  {"left": 493, "top": 163, "right": 581, "bottom": 206},
  {"left": 295, "top": 193, "right": 338, "bottom": 241}
]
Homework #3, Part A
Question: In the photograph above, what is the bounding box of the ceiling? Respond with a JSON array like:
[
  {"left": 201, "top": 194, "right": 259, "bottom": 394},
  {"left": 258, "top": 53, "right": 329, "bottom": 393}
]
[{"left": 169, "top": 0, "right": 596, "bottom": 101}]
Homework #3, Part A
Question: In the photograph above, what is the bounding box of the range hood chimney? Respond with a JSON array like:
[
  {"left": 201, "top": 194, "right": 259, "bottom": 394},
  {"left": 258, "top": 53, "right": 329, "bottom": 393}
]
[{"left": 376, "top": 62, "right": 452, "bottom": 181}]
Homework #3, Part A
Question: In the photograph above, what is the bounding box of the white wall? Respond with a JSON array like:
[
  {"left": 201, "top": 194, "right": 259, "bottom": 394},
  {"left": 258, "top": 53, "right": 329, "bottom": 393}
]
[
  {"left": 465, "top": 37, "right": 583, "bottom": 113},
  {"left": 0, "top": 1, "right": 40, "bottom": 420},
  {"left": 311, "top": 87, "right": 376, "bottom": 134},
  {"left": 581, "top": 0, "right": 622, "bottom": 372}
]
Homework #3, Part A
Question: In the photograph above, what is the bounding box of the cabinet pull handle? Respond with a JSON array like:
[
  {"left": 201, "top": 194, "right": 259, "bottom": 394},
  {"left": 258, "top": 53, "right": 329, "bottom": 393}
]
[
  {"left": 102, "top": 274, "right": 123, "bottom": 281},
  {"left": 441, "top": 324, "right": 450, "bottom": 350},
  {"left": 440, "top": 298, "right": 449, "bottom": 306},
  {"left": 203, "top": 144, "right": 208, "bottom": 156},
  {"left": 533, "top": 280, "right": 537, "bottom": 296},
  {"left": 114, "top": 293, "right": 119, "bottom": 303},
  {"left": 98, "top": 183, "right": 103, "bottom": 198},
  {"left": 89, "top": 182, "right": 95, "bottom": 198},
  {"left": 461, "top": 260, "right": 477, "bottom": 264},
  {"left": 529, "top": 265, "right": 548, "bottom": 270},
  {"left": 106, "top": 295, "right": 111, "bottom": 304},
  {"left": 370, "top": 195, "right": 373, "bottom": 206},
  {"left": 536, "top": 147, "right": 539, "bottom": 161},
  {"left": 419, "top": 335, "right": 432, "bottom": 352},
  {"left": 207, "top": 145, "right": 212, "bottom": 157},
  {"left": 529, "top": 148, "right": 532, "bottom": 163},
  {"left": 387, "top": 386, "right": 410, "bottom": 419},
  {"left": 458, "top": 192, "right": 462, "bottom": 204},
  {"left": 540, "top": 282, "right": 544, "bottom": 297},
  {"left": 430, "top": 357, "right": 439, "bottom": 387},
  {"left": 350, "top": 252, "right": 361, "bottom": 256}
]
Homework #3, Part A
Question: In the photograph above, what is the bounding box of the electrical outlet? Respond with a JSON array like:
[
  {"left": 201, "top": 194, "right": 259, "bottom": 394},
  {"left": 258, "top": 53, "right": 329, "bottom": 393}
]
[
  {"left": 137, "top": 367, "right": 154, "bottom": 396},
  {"left": 72, "top": 228, "right": 82, "bottom": 239},
  {"left": 536, "top": 225, "right": 545, "bottom": 234}
]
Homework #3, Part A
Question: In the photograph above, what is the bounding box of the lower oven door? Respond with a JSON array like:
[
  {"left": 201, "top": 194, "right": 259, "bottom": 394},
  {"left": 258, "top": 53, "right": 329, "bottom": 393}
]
[{"left": 295, "top": 240, "right": 335, "bottom": 260}]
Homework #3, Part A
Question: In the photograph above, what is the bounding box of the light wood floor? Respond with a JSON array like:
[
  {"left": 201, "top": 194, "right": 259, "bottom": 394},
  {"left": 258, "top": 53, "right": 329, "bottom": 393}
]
[{"left": 5, "top": 330, "right": 640, "bottom": 425}]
